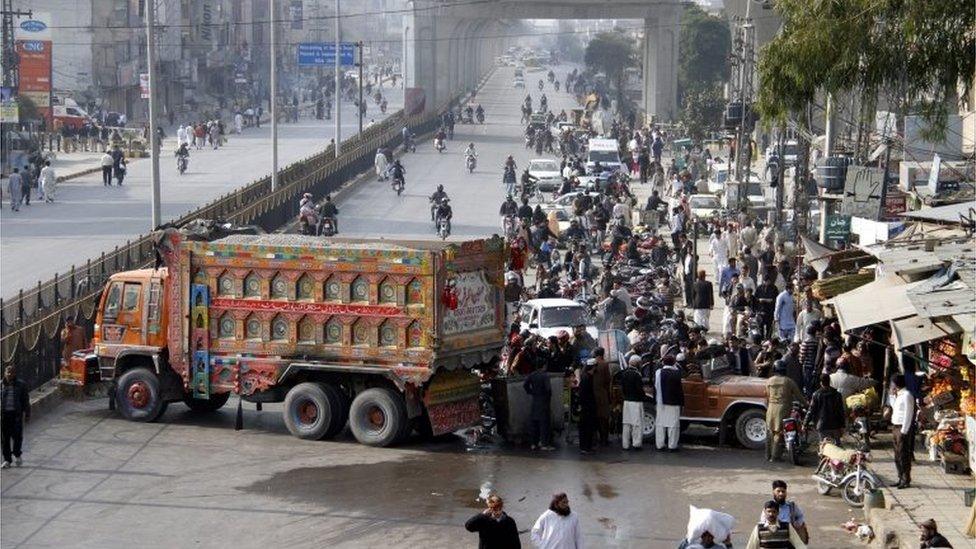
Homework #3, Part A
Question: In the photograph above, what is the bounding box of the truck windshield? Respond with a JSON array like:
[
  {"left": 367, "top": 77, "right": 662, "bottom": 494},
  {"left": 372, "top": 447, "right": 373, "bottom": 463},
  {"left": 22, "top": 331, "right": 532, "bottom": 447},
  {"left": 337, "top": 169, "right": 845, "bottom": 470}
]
[
  {"left": 588, "top": 151, "right": 619, "bottom": 164},
  {"left": 540, "top": 306, "right": 589, "bottom": 327}
]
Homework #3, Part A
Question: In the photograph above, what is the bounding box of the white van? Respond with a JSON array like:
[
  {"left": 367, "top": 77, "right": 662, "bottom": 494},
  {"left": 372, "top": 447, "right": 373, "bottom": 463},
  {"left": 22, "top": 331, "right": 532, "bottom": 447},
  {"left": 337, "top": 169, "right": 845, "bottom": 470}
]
[{"left": 586, "top": 138, "right": 622, "bottom": 174}]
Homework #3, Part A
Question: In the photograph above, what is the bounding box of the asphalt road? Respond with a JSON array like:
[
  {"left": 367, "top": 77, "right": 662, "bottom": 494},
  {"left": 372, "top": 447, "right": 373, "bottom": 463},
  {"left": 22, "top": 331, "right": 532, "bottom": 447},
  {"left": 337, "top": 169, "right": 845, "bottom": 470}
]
[
  {"left": 1, "top": 66, "right": 858, "bottom": 549},
  {"left": 0, "top": 88, "right": 402, "bottom": 296},
  {"left": 0, "top": 395, "right": 856, "bottom": 549}
]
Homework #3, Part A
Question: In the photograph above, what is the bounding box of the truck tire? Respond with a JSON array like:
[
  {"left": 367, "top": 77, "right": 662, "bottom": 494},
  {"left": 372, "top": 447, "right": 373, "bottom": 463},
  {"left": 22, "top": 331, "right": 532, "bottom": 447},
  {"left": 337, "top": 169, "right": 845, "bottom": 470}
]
[
  {"left": 640, "top": 403, "right": 656, "bottom": 441},
  {"left": 116, "top": 367, "right": 168, "bottom": 422},
  {"left": 348, "top": 387, "right": 407, "bottom": 447},
  {"left": 734, "top": 409, "right": 768, "bottom": 450},
  {"left": 283, "top": 382, "right": 340, "bottom": 440},
  {"left": 320, "top": 383, "right": 349, "bottom": 439},
  {"left": 183, "top": 392, "right": 230, "bottom": 413}
]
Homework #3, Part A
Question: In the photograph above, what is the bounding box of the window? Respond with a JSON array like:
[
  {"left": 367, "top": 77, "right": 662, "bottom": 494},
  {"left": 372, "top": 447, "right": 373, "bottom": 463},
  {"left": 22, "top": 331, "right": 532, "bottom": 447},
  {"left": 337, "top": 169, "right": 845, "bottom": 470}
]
[
  {"left": 122, "top": 282, "right": 141, "bottom": 311},
  {"left": 351, "top": 277, "right": 369, "bottom": 302},
  {"left": 218, "top": 273, "right": 235, "bottom": 296},
  {"left": 324, "top": 319, "right": 342, "bottom": 344},
  {"left": 324, "top": 277, "right": 341, "bottom": 301},
  {"left": 271, "top": 274, "right": 289, "bottom": 299},
  {"left": 352, "top": 320, "right": 370, "bottom": 345},
  {"left": 244, "top": 272, "right": 261, "bottom": 298},
  {"left": 378, "top": 278, "right": 396, "bottom": 303},
  {"left": 218, "top": 315, "right": 235, "bottom": 339},
  {"left": 271, "top": 315, "right": 288, "bottom": 340},
  {"left": 297, "top": 274, "right": 314, "bottom": 300},
  {"left": 539, "top": 305, "right": 589, "bottom": 328},
  {"left": 245, "top": 315, "right": 262, "bottom": 339},
  {"left": 103, "top": 283, "right": 123, "bottom": 319}
]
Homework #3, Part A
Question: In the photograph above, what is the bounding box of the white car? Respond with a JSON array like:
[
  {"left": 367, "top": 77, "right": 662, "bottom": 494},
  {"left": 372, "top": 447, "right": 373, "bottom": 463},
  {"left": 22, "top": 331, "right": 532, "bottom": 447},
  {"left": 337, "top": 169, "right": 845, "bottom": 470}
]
[
  {"left": 689, "top": 194, "right": 722, "bottom": 219},
  {"left": 528, "top": 158, "right": 563, "bottom": 192},
  {"left": 520, "top": 298, "right": 598, "bottom": 341}
]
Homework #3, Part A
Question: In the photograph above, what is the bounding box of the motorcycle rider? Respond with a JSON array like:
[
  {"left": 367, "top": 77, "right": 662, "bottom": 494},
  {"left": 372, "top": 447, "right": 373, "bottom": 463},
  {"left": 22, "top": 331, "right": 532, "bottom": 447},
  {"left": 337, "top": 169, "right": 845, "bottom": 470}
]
[
  {"left": 430, "top": 184, "right": 448, "bottom": 220},
  {"left": 475, "top": 104, "right": 485, "bottom": 123},
  {"left": 464, "top": 142, "right": 477, "bottom": 162},
  {"left": 540, "top": 93, "right": 548, "bottom": 112},
  {"left": 390, "top": 159, "right": 405, "bottom": 185},
  {"left": 499, "top": 195, "right": 518, "bottom": 232},
  {"left": 434, "top": 127, "right": 447, "bottom": 151},
  {"left": 299, "top": 193, "right": 319, "bottom": 235},
  {"left": 523, "top": 95, "right": 532, "bottom": 111},
  {"left": 434, "top": 197, "right": 453, "bottom": 234},
  {"left": 318, "top": 194, "right": 339, "bottom": 234},
  {"left": 175, "top": 142, "right": 190, "bottom": 171},
  {"left": 517, "top": 197, "right": 534, "bottom": 225}
]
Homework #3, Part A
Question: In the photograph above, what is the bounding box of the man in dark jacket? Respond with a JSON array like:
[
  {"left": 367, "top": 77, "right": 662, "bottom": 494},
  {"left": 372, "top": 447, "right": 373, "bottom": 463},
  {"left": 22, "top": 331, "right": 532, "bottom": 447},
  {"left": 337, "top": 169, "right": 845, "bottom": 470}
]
[
  {"left": 754, "top": 277, "right": 778, "bottom": 338},
  {"left": 806, "top": 374, "right": 845, "bottom": 443},
  {"left": 620, "top": 355, "right": 646, "bottom": 450},
  {"left": 465, "top": 494, "right": 521, "bottom": 549},
  {"left": 523, "top": 362, "right": 553, "bottom": 451},
  {"left": 1, "top": 366, "right": 31, "bottom": 468},
  {"left": 690, "top": 270, "right": 714, "bottom": 332},
  {"left": 654, "top": 355, "right": 684, "bottom": 451}
]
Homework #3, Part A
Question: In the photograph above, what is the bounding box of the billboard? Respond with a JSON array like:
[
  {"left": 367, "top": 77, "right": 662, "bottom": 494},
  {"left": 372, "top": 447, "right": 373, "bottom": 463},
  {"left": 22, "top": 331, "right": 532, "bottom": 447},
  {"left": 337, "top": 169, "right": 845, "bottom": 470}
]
[
  {"left": 14, "top": 12, "right": 53, "bottom": 121},
  {"left": 296, "top": 42, "right": 355, "bottom": 67}
]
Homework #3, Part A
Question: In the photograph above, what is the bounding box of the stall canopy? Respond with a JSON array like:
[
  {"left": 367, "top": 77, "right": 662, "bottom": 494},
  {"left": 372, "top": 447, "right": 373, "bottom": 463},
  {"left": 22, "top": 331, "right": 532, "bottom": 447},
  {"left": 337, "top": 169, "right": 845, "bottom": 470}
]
[
  {"left": 801, "top": 235, "right": 874, "bottom": 275},
  {"left": 825, "top": 275, "right": 926, "bottom": 332},
  {"left": 890, "top": 316, "right": 964, "bottom": 349}
]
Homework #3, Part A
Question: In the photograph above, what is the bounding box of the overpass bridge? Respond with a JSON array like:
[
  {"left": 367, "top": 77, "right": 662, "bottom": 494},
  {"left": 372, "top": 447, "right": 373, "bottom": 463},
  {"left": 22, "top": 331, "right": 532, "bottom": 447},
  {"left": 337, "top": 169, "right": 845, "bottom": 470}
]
[{"left": 403, "top": 0, "right": 685, "bottom": 121}]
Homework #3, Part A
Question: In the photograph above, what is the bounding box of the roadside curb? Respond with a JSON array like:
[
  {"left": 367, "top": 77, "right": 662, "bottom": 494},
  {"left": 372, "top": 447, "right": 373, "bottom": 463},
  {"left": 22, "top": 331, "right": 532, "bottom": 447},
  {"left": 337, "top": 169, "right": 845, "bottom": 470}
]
[{"left": 28, "top": 380, "right": 63, "bottom": 421}]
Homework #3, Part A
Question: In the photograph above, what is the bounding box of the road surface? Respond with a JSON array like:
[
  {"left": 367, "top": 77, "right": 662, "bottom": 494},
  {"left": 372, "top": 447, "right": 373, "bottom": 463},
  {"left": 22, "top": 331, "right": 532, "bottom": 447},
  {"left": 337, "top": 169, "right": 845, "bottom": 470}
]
[{"left": 0, "top": 88, "right": 402, "bottom": 296}]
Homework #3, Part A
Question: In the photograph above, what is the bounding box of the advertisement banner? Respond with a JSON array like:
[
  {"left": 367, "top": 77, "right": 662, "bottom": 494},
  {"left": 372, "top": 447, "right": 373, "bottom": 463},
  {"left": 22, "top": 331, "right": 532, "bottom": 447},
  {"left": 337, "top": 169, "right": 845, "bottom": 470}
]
[
  {"left": 140, "top": 74, "right": 150, "bottom": 99},
  {"left": 296, "top": 42, "right": 355, "bottom": 67},
  {"left": 442, "top": 271, "right": 496, "bottom": 336},
  {"left": 14, "top": 40, "right": 52, "bottom": 115},
  {"left": 0, "top": 101, "right": 19, "bottom": 124},
  {"left": 290, "top": 0, "right": 304, "bottom": 30}
]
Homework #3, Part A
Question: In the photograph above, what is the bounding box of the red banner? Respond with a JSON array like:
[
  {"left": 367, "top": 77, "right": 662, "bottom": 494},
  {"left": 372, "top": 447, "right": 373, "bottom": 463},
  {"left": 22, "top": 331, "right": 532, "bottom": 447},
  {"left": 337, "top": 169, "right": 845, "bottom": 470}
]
[
  {"left": 15, "top": 39, "right": 52, "bottom": 118},
  {"left": 209, "top": 298, "right": 405, "bottom": 317},
  {"left": 427, "top": 397, "right": 480, "bottom": 435}
]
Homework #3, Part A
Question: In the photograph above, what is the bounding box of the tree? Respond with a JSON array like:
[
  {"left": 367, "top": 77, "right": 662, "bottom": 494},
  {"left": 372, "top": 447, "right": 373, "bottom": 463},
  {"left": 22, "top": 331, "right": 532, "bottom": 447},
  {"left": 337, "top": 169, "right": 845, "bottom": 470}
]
[
  {"left": 677, "top": 4, "right": 731, "bottom": 104},
  {"left": 682, "top": 87, "right": 726, "bottom": 142},
  {"left": 584, "top": 31, "right": 638, "bottom": 114},
  {"left": 756, "top": 0, "right": 975, "bottom": 139},
  {"left": 556, "top": 32, "right": 584, "bottom": 63}
]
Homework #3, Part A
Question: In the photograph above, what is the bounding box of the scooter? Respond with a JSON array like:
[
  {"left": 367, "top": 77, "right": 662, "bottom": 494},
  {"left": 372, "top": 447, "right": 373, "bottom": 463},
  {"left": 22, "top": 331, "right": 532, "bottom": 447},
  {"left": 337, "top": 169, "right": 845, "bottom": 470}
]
[
  {"left": 783, "top": 400, "right": 809, "bottom": 465},
  {"left": 466, "top": 154, "right": 477, "bottom": 174},
  {"left": 434, "top": 137, "right": 446, "bottom": 153},
  {"left": 392, "top": 175, "right": 405, "bottom": 196},
  {"left": 811, "top": 441, "right": 880, "bottom": 508}
]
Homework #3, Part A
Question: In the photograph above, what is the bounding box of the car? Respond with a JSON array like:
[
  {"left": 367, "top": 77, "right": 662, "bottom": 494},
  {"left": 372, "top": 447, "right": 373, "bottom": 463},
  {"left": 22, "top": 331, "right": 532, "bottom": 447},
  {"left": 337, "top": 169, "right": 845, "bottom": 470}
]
[
  {"left": 688, "top": 193, "right": 722, "bottom": 219},
  {"left": 527, "top": 158, "right": 562, "bottom": 192},
  {"left": 520, "top": 298, "right": 598, "bottom": 341},
  {"left": 742, "top": 181, "right": 767, "bottom": 207},
  {"left": 612, "top": 345, "right": 770, "bottom": 449},
  {"left": 765, "top": 139, "right": 799, "bottom": 167},
  {"left": 707, "top": 166, "right": 763, "bottom": 196}
]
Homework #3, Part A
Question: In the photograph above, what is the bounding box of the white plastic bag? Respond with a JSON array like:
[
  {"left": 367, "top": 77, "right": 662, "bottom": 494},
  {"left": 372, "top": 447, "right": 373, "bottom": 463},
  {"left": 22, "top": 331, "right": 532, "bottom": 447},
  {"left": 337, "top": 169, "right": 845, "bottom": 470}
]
[{"left": 686, "top": 505, "right": 736, "bottom": 544}]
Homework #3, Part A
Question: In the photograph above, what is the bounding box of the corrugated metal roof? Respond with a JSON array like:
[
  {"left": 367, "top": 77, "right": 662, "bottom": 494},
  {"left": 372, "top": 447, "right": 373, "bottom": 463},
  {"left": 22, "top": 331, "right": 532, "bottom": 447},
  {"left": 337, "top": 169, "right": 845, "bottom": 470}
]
[
  {"left": 876, "top": 248, "right": 945, "bottom": 276},
  {"left": 827, "top": 276, "right": 926, "bottom": 332},
  {"left": 890, "top": 316, "right": 963, "bottom": 349},
  {"left": 908, "top": 288, "right": 976, "bottom": 318},
  {"left": 900, "top": 201, "right": 976, "bottom": 223}
]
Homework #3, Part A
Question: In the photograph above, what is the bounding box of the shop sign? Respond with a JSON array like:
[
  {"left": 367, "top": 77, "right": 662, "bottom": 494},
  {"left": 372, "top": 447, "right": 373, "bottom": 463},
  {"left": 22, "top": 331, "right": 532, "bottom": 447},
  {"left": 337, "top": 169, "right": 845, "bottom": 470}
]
[
  {"left": 140, "top": 73, "right": 150, "bottom": 99},
  {"left": 882, "top": 192, "right": 907, "bottom": 221},
  {"left": 824, "top": 214, "right": 851, "bottom": 242},
  {"left": 0, "top": 101, "right": 19, "bottom": 123}
]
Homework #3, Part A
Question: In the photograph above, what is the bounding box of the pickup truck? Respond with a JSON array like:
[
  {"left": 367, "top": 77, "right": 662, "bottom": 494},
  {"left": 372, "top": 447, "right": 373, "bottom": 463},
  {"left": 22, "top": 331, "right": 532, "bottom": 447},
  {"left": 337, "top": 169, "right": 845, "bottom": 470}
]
[
  {"left": 61, "top": 231, "right": 507, "bottom": 447},
  {"left": 616, "top": 345, "right": 769, "bottom": 449}
]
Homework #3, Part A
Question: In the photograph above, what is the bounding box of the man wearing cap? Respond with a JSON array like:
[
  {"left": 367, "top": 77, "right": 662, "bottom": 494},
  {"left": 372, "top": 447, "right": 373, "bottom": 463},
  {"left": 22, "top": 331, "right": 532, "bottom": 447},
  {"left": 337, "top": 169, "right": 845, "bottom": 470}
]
[
  {"left": 765, "top": 361, "right": 805, "bottom": 462},
  {"left": 620, "top": 355, "right": 646, "bottom": 450},
  {"left": 654, "top": 355, "right": 684, "bottom": 451},
  {"left": 919, "top": 518, "right": 952, "bottom": 548}
]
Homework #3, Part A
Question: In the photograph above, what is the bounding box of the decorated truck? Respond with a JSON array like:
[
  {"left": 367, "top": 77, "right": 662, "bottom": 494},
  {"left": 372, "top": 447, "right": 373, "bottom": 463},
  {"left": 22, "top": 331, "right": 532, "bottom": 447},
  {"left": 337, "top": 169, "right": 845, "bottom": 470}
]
[{"left": 61, "top": 232, "right": 506, "bottom": 446}]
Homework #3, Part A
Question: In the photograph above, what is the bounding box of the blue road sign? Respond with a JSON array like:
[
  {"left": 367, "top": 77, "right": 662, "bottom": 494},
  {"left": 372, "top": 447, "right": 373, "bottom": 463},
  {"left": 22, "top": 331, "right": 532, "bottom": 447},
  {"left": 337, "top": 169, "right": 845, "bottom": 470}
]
[{"left": 297, "top": 42, "right": 355, "bottom": 67}]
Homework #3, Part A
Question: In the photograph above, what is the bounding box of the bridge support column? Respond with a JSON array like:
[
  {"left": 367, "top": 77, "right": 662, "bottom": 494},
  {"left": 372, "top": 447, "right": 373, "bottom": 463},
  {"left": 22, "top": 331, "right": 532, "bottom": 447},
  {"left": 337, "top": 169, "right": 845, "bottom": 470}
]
[
  {"left": 405, "top": 9, "right": 438, "bottom": 113},
  {"left": 642, "top": 10, "right": 680, "bottom": 123}
]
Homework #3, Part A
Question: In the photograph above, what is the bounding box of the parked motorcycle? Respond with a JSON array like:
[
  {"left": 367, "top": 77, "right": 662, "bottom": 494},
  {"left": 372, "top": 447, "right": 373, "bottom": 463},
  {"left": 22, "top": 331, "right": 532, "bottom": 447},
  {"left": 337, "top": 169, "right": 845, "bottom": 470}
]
[
  {"left": 848, "top": 406, "right": 872, "bottom": 452},
  {"left": 783, "top": 400, "right": 809, "bottom": 465},
  {"left": 811, "top": 441, "right": 880, "bottom": 507}
]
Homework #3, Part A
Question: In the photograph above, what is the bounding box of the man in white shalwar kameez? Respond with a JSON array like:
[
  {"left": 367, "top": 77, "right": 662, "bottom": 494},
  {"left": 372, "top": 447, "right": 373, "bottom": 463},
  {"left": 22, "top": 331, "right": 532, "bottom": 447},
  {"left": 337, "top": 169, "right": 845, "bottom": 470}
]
[
  {"left": 531, "top": 493, "right": 584, "bottom": 549},
  {"left": 655, "top": 355, "right": 684, "bottom": 451}
]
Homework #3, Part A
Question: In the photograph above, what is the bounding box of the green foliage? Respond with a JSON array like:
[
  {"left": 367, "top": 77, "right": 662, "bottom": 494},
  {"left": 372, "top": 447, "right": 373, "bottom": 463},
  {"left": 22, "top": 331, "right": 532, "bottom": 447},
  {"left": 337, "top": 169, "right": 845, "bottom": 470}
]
[
  {"left": 678, "top": 4, "right": 732, "bottom": 102},
  {"left": 756, "top": 0, "right": 975, "bottom": 137},
  {"left": 15, "top": 95, "right": 41, "bottom": 122},
  {"left": 584, "top": 31, "right": 638, "bottom": 109},
  {"left": 681, "top": 86, "right": 726, "bottom": 141}
]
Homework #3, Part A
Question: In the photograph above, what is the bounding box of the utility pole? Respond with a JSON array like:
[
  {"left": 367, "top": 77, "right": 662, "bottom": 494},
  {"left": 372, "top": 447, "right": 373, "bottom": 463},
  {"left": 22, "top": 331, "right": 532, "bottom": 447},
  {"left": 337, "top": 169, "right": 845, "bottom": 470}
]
[
  {"left": 270, "top": 0, "right": 278, "bottom": 191},
  {"left": 1, "top": 1, "right": 32, "bottom": 88},
  {"left": 145, "top": 0, "right": 161, "bottom": 228},
  {"left": 357, "top": 41, "right": 363, "bottom": 135},
  {"left": 334, "top": 0, "right": 341, "bottom": 156},
  {"left": 734, "top": 1, "right": 754, "bottom": 186}
]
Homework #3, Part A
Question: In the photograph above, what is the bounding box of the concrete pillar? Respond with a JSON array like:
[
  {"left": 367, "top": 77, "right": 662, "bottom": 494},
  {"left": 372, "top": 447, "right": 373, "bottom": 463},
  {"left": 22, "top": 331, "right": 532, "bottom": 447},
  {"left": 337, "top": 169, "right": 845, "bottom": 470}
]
[
  {"left": 642, "top": 10, "right": 680, "bottom": 123},
  {"left": 405, "top": 9, "right": 437, "bottom": 111}
]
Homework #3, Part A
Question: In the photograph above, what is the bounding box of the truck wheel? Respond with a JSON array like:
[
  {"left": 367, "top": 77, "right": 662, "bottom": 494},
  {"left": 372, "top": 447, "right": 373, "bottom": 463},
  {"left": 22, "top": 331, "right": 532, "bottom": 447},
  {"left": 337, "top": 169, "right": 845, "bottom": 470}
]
[
  {"left": 640, "top": 404, "right": 656, "bottom": 441},
  {"left": 320, "top": 384, "right": 349, "bottom": 439},
  {"left": 116, "top": 368, "right": 168, "bottom": 422},
  {"left": 349, "top": 387, "right": 407, "bottom": 447},
  {"left": 734, "top": 409, "right": 768, "bottom": 450},
  {"left": 283, "top": 382, "right": 340, "bottom": 440},
  {"left": 183, "top": 392, "right": 230, "bottom": 413}
]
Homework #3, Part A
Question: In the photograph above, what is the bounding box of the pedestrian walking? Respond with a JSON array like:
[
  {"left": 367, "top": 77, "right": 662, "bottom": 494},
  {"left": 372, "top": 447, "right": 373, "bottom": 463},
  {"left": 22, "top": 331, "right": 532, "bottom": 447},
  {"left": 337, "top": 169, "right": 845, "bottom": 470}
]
[
  {"left": 101, "top": 151, "right": 114, "bottom": 186},
  {"left": 654, "top": 355, "right": 684, "bottom": 451},
  {"left": 20, "top": 163, "right": 33, "bottom": 205},
  {"left": 1, "top": 366, "right": 31, "bottom": 468},
  {"left": 691, "top": 270, "right": 714, "bottom": 332},
  {"left": 465, "top": 494, "right": 522, "bottom": 549},
  {"left": 577, "top": 359, "right": 597, "bottom": 454},
  {"left": 806, "top": 374, "right": 845, "bottom": 443},
  {"left": 620, "top": 355, "right": 645, "bottom": 450},
  {"left": 7, "top": 168, "right": 22, "bottom": 211},
  {"left": 773, "top": 283, "right": 796, "bottom": 341},
  {"left": 889, "top": 374, "right": 916, "bottom": 488},
  {"left": 524, "top": 362, "right": 553, "bottom": 451},
  {"left": 530, "top": 493, "right": 583, "bottom": 549},
  {"left": 40, "top": 161, "right": 57, "bottom": 202},
  {"left": 111, "top": 145, "right": 126, "bottom": 185}
]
